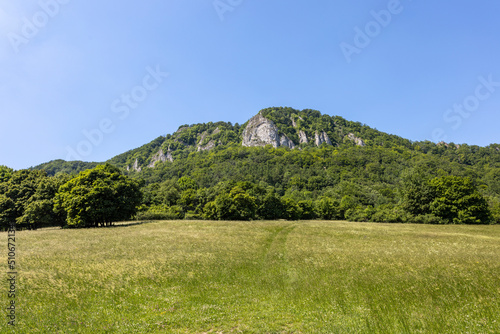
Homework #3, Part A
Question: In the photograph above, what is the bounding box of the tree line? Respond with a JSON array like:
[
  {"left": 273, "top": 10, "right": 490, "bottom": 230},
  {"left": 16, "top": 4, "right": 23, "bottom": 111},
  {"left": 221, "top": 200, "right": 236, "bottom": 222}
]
[
  {"left": 7, "top": 108, "right": 500, "bottom": 228},
  {"left": 0, "top": 164, "right": 141, "bottom": 229},
  {"left": 1, "top": 158, "right": 496, "bottom": 230}
]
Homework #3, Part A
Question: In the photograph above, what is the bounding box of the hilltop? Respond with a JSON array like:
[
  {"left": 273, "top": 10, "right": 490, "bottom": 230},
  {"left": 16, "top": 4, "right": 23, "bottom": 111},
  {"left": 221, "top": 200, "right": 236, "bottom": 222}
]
[{"left": 35, "top": 107, "right": 426, "bottom": 174}]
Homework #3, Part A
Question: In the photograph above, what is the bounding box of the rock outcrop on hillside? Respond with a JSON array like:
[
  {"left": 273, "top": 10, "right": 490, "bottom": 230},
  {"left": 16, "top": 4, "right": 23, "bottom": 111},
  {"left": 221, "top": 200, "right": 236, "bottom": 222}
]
[
  {"left": 315, "top": 131, "right": 332, "bottom": 146},
  {"left": 346, "top": 133, "right": 366, "bottom": 147},
  {"left": 197, "top": 131, "right": 217, "bottom": 152},
  {"left": 148, "top": 149, "right": 172, "bottom": 168},
  {"left": 242, "top": 114, "right": 281, "bottom": 148},
  {"left": 242, "top": 113, "right": 299, "bottom": 149},
  {"left": 280, "top": 135, "right": 296, "bottom": 149},
  {"left": 299, "top": 130, "right": 308, "bottom": 144},
  {"left": 127, "top": 159, "right": 142, "bottom": 172},
  {"left": 198, "top": 140, "right": 216, "bottom": 151}
]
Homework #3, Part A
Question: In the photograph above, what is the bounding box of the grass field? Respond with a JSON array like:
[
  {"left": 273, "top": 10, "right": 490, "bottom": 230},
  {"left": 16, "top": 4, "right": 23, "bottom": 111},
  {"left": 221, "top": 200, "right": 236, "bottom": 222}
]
[{"left": 2, "top": 220, "right": 500, "bottom": 333}]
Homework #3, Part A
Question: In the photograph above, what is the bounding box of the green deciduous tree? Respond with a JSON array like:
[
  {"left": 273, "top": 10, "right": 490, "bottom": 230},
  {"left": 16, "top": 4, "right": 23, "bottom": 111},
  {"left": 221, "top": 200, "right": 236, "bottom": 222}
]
[
  {"left": 55, "top": 164, "right": 142, "bottom": 227},
  {"left": 202, "top": 186, "right": 257, "bottom": 221},
  {"left": 258, "top": 193, "right": 283, "bottom": 220},
  {"left": 400, "top": 167, "right": 435, "bottom": 216},
  {"left": 315, "top": 197, "right": 341, "bottom": 220},
  {"left": 429, "top": 176, "right": 491, "bottom": 224},
  {"left": 0, "top": 194, "right": 16, "bottom": 230}
]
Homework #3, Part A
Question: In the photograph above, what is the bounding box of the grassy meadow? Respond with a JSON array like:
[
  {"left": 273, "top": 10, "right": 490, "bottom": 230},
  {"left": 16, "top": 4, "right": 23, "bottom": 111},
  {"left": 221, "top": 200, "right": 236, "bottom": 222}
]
[{"left": 2, "top": 220, "right": 500, "bottom": 333}]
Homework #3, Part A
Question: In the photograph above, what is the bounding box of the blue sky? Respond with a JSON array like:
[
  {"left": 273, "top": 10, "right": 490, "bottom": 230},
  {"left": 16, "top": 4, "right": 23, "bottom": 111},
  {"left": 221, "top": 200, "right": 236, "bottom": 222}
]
[{"left": 1, "top": 0, "right": 500, "bottom": 169}]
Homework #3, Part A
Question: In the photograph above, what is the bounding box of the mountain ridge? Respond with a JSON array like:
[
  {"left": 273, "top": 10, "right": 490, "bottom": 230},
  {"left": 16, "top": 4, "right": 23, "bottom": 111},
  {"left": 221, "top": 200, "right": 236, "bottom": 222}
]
[{"left": 32, "top": 106, "right": 499, "bottom": 175}]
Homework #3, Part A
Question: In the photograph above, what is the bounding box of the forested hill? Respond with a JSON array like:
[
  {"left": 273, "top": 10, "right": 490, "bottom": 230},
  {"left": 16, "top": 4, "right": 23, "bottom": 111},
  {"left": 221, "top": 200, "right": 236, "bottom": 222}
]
[
  {"left": 29, "top": 108, "right": 418, "bottom": 170},
  {"left": 103, "top": 107, "right": 420, "bottom": 171},
  {"left": 34, "top": 106, "right": 500, "bottom": 177},
  {"left": 9, "top": 106, "right": 500, "bottom": 225}
]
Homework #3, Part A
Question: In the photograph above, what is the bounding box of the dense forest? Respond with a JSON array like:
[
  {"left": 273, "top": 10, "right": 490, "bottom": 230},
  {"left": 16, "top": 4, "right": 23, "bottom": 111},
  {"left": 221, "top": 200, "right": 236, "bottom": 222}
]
[{"left": 2, "top": 107, "right": 500, "bottom": 229}]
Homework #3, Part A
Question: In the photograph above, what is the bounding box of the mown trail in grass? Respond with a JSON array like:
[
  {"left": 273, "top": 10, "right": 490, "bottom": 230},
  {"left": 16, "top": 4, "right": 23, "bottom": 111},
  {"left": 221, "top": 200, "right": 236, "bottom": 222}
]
[{"left": 2, "top": 221, "right": 500, "bottom": 333}]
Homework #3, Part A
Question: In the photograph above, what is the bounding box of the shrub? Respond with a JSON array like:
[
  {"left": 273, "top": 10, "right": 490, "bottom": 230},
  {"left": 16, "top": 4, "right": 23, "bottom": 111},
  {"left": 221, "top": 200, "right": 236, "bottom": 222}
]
[
  {"left": 136, "top": 204, "right": 185, "bottom": 221},
  {"left": 408, "top": 214, "right": 447, "bottom": 225}
]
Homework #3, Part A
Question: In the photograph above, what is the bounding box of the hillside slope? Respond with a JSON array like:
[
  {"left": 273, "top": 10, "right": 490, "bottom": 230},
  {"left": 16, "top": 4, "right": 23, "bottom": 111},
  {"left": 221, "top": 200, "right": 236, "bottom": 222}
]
[
  {"left": 24, "top": 107, "right": 500, "bottom": 224},
  {"left": 35, "top": 107, "right": 424, "bottom": 173}
]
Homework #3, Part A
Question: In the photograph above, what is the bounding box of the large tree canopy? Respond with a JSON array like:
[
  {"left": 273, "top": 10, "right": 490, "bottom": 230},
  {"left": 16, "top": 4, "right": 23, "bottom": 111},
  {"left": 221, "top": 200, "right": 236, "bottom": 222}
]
[
  {"left": 0, "top": 169, "right": 67, "bottom": 230},
  {"left": 54, "top": 164, "right": 142, "bottom": 227},
  {"left": 429, "top": 175, "right": 491, "bottom": 224}
]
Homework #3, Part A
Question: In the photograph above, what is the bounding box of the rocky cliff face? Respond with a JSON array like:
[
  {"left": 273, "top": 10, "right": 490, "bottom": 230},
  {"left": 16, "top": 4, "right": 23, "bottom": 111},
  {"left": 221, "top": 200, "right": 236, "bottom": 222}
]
[
  {"left": 315, "top": 131, "right": 332, "bottom": 146},
  {"left": 197, "top": 131, "right": 217, "bottom": 152},
  {"left": 241, "top": 113, "right": 338, "bottom": 149},
  {"left": 280, "top": 135, "right": 296, "bottom": 149},
  {"left": 242, "top": 113, "right": 281, "bottom": 148},
  {"left": 299, "top": 130, "right": 308, "bottom": 144},
  {"left": 242, "top": 113, "right": 300, "bottom": 149},
  {"left": 148, "top": 149, "right": 172, "bottom": 168},
  {"left": 127, "top": 158, "right": 142, "bottom": 172},
  {"left": 346, "top": 133, "right": 366, "bottom": 147},
  {"left": 198, "top": 140, "right": 216, "bottom": 151}
]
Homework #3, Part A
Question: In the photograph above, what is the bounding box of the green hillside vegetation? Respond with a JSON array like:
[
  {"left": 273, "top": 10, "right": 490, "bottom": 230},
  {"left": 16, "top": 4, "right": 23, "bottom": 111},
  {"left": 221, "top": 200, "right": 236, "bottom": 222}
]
[{"left": 4, "top": 107, "right": 498, "bottom": 229}]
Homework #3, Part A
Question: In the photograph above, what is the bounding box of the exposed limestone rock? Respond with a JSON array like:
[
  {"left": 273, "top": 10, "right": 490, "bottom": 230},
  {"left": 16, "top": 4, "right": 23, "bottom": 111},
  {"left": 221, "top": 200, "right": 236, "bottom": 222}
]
[
  {"left": 291, "top": 115, "right": 304, "bottom": 128},
  {"left": 242, "top": 114, "right": 280, "bottom": 148},
  {"left": 280, "top": 135, "right": 295, "bottom": 149},
  {"left": 212, "top": 127, "right": 221, "bottom": 135},
  {"left": 346, "top": 133, "right": 366, "bottom": 147},
  {"left": 315, "top": 131, "right": 332, "bottom": 146},
  {"left": 299, "top": 130, "right": 308, "bottom": 144},
  {"left": 196, "top": 131, "right": 208, "bottom": 149},
  {"left": 242, "top": 114, "right": 299, "bottom": 149},
  {"left": 198, "top": 140, "right": 216, "bottom": 152},
  {"left": 199, "top": 131, "right": 208, "bottom": 142},
  {"left": 131, "top": 159, "right": 142, "bottom": 172},
  {"left": 196, "top": 131, "right": 216, "bottom": 152},
  {"left": 148, "top": 149, "right": 169, "bottom": 168}
]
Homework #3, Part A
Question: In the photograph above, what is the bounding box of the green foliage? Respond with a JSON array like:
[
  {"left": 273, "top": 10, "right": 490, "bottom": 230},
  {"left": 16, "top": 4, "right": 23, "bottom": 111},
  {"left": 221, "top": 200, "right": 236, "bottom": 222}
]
[
  {"left": 297, "top": 200, "right": 315, "bottom": 220},
  {"left": 370, "top": 205, "right": 409, "bottom": 223},
  {"left": 32, "top": 160, "right": 99, "bottom": 176},
  {"left": 0, "top": 169, "right": 67, "bottom": 229},
  {"left": 0, "top": 165, "right": 13, "bottom": 183},
  {"left": 0, "top": 194, "right": 16, "bottom": 229},
  {"left": 54, "top": 164, "right": 142, "bottom": 227},
  {"left": 8, "top": 107, "right": 500, "bottom": 225},
  {"left": 315, "top": 197, "right": 341, "bottom": 220},
  {"left": 203, "top": 185, "right": 258, "bottom": 221},
  {"left": 489, "top": 199, "right": 500, "bottom": 224},
  {"left": 400, "top": 167, "right": 435, "bottom": 215},
  {"left": 177, "top": 176, "right": 198, "bottom": 190},
  {"left": 429, "top": 176, "right": 491, "bottom": 224},
  {"left": 280, "top": 197, "right": 301, "bottom": 220},
  {"left": 136, "top": 204, "right": 184, "bottom": 220},
  {"left": 258, "top": 193, "right": 284, "bottom": 220}
]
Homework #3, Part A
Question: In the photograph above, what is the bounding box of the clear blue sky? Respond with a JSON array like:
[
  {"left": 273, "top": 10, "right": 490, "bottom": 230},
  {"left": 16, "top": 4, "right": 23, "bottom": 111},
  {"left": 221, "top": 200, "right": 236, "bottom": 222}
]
[{"left": 1, "top": 0, "right": 500, "bottom": 170}]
